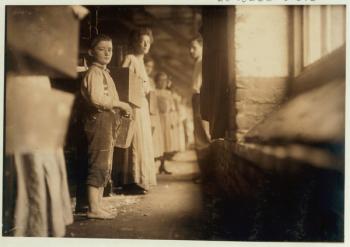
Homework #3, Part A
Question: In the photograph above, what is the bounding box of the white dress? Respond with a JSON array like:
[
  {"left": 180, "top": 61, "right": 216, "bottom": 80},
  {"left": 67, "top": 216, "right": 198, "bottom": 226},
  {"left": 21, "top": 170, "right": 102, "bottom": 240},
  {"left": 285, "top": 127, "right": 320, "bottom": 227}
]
[
  {"left": 156, "top": 89, "right": 175, "bottom": 153},
  {"left": 122, "top": 54, "right": 157, "bottom": 189},
  {"left": 149, "top": 77, "right": 165, "bottom": 158}
]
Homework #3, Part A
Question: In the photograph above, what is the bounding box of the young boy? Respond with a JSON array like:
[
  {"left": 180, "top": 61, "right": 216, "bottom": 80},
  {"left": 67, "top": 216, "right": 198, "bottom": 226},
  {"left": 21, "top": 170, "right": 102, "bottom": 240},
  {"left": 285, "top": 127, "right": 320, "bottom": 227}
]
[{"left": 81, "top": 34, "right": 131, "bottom": 219}]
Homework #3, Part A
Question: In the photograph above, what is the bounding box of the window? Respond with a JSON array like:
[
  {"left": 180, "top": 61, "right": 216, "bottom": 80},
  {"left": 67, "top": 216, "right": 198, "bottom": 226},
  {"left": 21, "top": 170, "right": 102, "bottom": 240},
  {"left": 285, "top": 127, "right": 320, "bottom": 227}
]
[{"left": 291, "top": 5, "right": 346, "bottom": 77}]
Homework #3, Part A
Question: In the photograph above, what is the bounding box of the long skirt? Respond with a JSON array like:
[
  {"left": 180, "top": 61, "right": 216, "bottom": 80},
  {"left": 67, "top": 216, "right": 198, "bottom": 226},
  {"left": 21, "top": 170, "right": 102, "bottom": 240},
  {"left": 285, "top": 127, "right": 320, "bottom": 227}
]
[
  {"left": 159, "top": 112, "right": 174, "bottom": 153},
  {"left": 117, "top": 97, "right": 157, "bottom": 190},
  {"left": 150, "top": 113, "right": 164, "bottom": 158},
  {"left": 169, "top": 111, "right": 180, "bottom": 152}
]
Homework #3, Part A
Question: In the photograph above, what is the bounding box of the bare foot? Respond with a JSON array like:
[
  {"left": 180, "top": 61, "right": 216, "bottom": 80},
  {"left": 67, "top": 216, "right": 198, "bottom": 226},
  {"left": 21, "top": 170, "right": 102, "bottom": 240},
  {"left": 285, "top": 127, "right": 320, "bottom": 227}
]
[
  {"left": 87, "top": 209, "right": 115, "bottom": 220},
  {"left": 101, "top": 206, "right": 115, "bottom": 215}
]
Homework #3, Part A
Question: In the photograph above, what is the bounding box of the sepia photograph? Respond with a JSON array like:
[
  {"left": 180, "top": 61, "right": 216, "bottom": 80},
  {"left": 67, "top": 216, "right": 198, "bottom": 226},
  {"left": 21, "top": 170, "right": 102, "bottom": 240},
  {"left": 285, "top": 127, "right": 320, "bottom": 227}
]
[{"left": 1, "top": 1, "right": 347, "bottom": 245}]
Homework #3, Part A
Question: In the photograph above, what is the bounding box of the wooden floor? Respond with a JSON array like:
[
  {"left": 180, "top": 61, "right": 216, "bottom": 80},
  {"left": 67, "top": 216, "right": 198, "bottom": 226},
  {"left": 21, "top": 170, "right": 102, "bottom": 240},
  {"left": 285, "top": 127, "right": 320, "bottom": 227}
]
[{"left": 66, "top": 151, "right": 216, "bottom": 240}]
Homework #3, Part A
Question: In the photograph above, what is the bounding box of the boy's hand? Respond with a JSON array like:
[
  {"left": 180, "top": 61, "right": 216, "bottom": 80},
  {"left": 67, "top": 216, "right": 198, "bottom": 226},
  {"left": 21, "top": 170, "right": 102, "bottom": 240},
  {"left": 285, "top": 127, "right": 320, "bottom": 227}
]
[{"left": 119, "top": 102, "right": 132, "bottom": 116}]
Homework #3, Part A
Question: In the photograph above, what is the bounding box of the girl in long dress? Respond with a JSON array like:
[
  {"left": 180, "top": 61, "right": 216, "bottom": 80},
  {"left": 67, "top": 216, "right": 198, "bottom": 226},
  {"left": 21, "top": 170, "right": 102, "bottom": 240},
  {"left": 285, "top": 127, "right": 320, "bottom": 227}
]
[
  {"left": 155, "top": 72, "right": 174, "bottom": 174},
  {"left": 144, "top": 56, "right": 165, "bottom": 160},
  {"left": 121, "top": 28, "right": 157, "bottom": 192}
]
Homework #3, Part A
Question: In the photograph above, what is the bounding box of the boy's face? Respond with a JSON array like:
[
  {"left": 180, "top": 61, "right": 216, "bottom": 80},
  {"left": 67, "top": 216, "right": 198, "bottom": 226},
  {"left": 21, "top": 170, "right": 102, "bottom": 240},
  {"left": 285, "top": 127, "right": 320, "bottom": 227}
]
[
  {"left": 91, "top": 40, "right": 113, "bottom": 65},
  {"left": 189, "top": 40, "right": 202, "bottom": 60}
]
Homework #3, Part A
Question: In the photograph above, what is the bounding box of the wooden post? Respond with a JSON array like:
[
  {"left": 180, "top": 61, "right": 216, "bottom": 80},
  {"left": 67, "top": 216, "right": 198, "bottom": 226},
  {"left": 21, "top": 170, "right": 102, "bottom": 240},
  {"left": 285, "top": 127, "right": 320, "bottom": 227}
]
[{"left": 201, "top": 6, "right": 236, "bottom": 140}]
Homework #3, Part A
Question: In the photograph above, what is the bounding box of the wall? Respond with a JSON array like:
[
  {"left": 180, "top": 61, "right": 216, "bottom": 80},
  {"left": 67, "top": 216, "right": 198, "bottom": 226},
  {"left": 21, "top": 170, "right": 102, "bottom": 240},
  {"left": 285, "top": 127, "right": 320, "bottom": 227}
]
[
  {"left": 234, "top": 6, "right": 290, "bottom": 140},
  {"left": 209, "top": 138, "right": 344, "bottom": 241}
]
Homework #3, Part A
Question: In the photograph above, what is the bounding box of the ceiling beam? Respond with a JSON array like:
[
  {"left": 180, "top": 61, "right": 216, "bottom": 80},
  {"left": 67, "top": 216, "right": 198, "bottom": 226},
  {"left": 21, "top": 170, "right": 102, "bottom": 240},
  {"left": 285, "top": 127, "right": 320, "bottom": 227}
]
[
  {"left": 140, "top": 9, "right": 190, "bottom": 47},
  {"left": 153, "top": 40, "right": 193, "bottom": 69},
  {"left": 100, "top": 12, "right": 191, "bottom": 48}
]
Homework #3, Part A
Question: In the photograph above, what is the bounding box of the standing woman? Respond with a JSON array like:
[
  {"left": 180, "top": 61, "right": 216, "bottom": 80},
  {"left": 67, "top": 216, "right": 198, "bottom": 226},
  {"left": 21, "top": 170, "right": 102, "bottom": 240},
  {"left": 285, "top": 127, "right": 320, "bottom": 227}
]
[{"left": 121, "top": 28, "right": 157, "bottom": 193}]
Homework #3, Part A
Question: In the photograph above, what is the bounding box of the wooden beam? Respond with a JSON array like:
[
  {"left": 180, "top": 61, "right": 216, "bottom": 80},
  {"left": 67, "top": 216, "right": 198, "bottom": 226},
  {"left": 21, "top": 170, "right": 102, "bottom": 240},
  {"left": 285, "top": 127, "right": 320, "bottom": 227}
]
[
  {"left": 291, "top": 44, "right": 345, "bottom": 96},
  {"left": 151, "top": 54, "right": 192, "bottom": 80},
  {"left": 140, "top": 9, "right": 190, "bottom": 47},
  {"left": 133, "top": 16, "right": 195, "bottom": 24},
  {"left": 100, "top": 10, "right": 191, "bottom": 47},
  {"left": 153, "top": 40, "right": 193, "bottom": 70}
]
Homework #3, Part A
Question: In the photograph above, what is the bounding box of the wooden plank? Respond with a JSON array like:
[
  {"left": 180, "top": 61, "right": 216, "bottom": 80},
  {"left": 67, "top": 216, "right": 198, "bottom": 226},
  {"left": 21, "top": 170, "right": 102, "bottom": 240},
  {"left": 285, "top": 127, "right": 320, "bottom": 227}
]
[
  {"left": 233, "top": 142, "right": 343, "bottom": 173},
  {"left": 109, "top": 67, "right": 143, "bottom": 108},
  {"left": 7, "top": 6, "right": 80, "bottom": 78},
  {"left": 245, "top": 78, "right": 345, "bottom": 145},
  {"left": 5, "top": 76, "right": 75, "bottom": 154}
]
